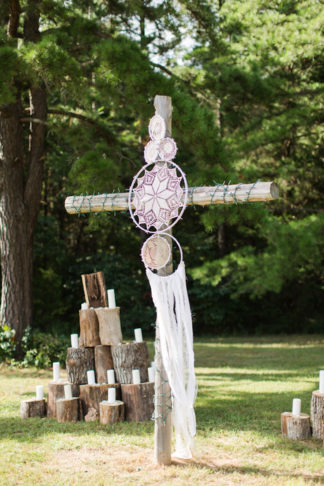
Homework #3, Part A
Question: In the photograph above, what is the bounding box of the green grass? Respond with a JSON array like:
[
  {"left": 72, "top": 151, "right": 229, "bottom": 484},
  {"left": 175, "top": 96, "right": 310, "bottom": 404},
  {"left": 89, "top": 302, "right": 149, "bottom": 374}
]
[{"left": 1, "top": 336, "right": 324, "bottom": 485}]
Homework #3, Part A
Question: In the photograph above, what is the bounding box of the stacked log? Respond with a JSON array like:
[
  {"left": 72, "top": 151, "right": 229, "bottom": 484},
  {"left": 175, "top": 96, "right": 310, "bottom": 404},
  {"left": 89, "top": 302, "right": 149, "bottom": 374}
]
[
  {"left": 281, "top": 412, "right": 311, "bottom": 440},
  {"left": 100, "top": 401, "right": 125, "bottom": 425},
  {"left": 121, "top": 383, "right": 154, "bottom": 422},
  {"left": 310, "top": 391, "right": 324, "bottom": 439},
  {"left": 20, "top": 399, "right": 46, "bottom": 419},
  {"left": 56, "top": 398, "right": 83, "bottom": 423},
  {"left": 111, "top": 342, "right": 149, "bottom": 384},
  {"left": 95, "top": 308, "right": 122, "bottom": 345},
  {"left": 79, "top": 309, "right": 100, "bottom": 347},
  {"left": 95, "top": 345, "right": 113, "bottom": 383},
  {"left": 47, "top": 382, "right": 80, "bottom": 418},
  {"left": 66, "top": 347, "right": 95, "bottom": 384},
  {"left": 79, "top": 383, "right": 121, "bottom": 416}
]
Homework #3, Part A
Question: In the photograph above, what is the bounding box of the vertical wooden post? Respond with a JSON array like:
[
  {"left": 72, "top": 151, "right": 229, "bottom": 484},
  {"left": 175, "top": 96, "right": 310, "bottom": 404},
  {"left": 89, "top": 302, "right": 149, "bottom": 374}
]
[{"left": 153, "top": 95, "right": 172, "bottom": 465}]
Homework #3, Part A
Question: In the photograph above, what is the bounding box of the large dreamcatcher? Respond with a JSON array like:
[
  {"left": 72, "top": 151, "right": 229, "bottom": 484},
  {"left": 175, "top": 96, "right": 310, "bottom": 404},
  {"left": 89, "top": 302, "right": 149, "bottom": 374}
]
[{"left": 128, "top": 115, "right": 196, "bottom": 459}]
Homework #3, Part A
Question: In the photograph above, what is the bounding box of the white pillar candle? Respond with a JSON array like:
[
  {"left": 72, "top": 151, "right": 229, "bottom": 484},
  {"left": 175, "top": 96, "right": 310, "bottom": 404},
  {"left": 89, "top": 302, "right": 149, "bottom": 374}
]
[
  {"left": 292, "top": 398, "right": 301, "bottom": 416},
  {"left": 81, "top": 302, "right": 88, "bottom": 310},
  {"left": 148, "top": 367, "right": 154, "bottom": 382},
  {"left": 134, "top": 328, "right": 143, "bottom": 343},
  {"left": 107, "top": 289, "right": 116, "bottom": 308},
  {"left": 108, "top": 387, "right": 116, "bottom": 404},
  {"left": 132, "top": 369, "right": 141, "bottom": 384},
  {"left": 151, "top": 361, "right": 155, "bottom": 368},
  {"left": 71, "top": 334, "right": 79, "bottom": 348},
  {"left": 36, "top": 385, "right": 43, "bottom": 400},
  {"left": 87, "top": 370, "right": 96, "bottom": 385},
  {"left": 53, "top": 362, "right": 60, "bottom": 382},
  {"left": 319, "top": 370, "right": 324, "bottom": 394},
  {"left": 64, "top": 384, "right": 72, "bottom": 400},
  {"left": 107, "top": 369, "right": 115, "bottom": 384}
]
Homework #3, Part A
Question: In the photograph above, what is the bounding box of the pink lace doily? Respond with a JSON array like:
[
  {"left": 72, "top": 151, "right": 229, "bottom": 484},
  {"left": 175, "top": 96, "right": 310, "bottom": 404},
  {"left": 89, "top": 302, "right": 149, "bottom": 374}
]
[{"left": 128, "top": 161, "right": 188, "bottom": 234}]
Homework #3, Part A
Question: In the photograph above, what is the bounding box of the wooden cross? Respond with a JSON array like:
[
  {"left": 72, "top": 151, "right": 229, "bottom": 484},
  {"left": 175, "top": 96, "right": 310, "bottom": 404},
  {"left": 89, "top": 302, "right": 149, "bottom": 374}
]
[{"left": 65, "top": 95, "right": 279, "bottom": 465}]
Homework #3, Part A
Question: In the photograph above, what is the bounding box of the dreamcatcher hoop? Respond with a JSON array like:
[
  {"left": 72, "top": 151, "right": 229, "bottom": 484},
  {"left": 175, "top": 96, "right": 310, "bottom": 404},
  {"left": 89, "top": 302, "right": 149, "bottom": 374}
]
[
  {"left": 128, "top": 161, "right": 189, "bottom": 234},
  {"left": 141, "top": 233, "right": 183, "bottom": 272}
]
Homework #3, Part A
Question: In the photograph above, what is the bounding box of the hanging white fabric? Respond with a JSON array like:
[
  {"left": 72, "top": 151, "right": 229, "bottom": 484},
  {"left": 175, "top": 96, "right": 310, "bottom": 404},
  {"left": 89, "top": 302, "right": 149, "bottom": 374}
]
[{"left": 146, "top": 261, "right": 197, "bottom": 459}]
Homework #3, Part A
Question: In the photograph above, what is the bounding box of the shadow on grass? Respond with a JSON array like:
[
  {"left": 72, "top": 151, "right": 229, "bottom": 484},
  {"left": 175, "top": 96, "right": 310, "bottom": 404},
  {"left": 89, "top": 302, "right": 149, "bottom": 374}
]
[
  {"left": 0, "top": 415, "right": 154, "bottom": 442},
  {"left": 172, "top": 457, "right": 324, "bottom": 482}
]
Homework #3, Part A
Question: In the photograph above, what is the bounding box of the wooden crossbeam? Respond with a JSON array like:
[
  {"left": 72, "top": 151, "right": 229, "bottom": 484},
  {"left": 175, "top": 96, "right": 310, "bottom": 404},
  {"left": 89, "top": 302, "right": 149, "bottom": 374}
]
[{"left": 65, "top": 181, "right": 279, "bottom": 214}]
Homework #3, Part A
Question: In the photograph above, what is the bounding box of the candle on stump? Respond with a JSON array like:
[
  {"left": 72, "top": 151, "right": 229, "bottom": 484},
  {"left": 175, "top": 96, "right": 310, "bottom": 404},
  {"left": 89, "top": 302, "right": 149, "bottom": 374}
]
[
  {"left": 132, "top": 369, "right": 141, "bottom": 384},
  {"left": 292, "top": 398, "right": 301, "bottom": 416},
  {"left": 107, "top": 369, "right": 115, "bottom": 384},
  {"left": 148, "top": 367, "right": 154, "bottom": 382},
  {"left": 87, "top": 370, "right": 96, "bottom": 385},
  {"left": 108, "top": 387, "right": 116, "bottom": 404},
  {"left": 319, "top": 370, "right": 324, "bottom": 393},
  {"left": 81, "top": 302, "right": 88, "bottom": 310},
  {"left": 134, "top": 328, "right": 143, "bottom": 343},
  {"left": 53, "top": 362, "right": 60, "bottom": 382},
  {"left": 64, "top": 384, "right": 72, "bottom": 400},
  {"left": 107, "top": 289, "right": 116, "bottom": 309},
  {"left": 36, "top": 385, "right": 43, "bottom": 400},
  {"left": 71, "top": 334, "right": 79, "bottom": 349}
]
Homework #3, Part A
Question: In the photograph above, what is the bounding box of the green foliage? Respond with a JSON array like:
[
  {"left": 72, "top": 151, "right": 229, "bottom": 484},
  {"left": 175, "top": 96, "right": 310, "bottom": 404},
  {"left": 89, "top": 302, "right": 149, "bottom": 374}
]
[{"left": 0, "top": 325, "right": 16, "bottom": 361}]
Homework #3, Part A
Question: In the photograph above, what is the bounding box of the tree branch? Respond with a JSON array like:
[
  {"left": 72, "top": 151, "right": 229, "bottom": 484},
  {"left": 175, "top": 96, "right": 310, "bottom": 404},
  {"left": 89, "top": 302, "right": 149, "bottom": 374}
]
[{"left": 20, "top": 117, "right": 48, "bottom": 125}]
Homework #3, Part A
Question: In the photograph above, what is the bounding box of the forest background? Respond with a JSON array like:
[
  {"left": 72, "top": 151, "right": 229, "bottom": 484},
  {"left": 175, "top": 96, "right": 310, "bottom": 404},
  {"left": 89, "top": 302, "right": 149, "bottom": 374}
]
[{"left": 0, "top": 0, "right": 323, "bottom": 364}]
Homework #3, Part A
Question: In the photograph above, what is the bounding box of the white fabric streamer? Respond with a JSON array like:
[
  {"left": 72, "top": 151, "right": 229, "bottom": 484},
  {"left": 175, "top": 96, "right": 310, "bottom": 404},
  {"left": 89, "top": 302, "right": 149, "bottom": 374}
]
[{"left": 146, "top": 261, "right": 197, "bottom": 459}]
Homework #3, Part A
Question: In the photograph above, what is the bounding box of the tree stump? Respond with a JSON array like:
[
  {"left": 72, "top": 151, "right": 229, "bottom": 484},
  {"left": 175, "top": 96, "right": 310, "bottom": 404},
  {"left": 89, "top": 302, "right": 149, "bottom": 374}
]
[
  {"left": 79, "top": 309, "right": 100, "bottom": 347},
  {"left": 121, "top": 382, "right": 154, "bottom": 422},
  {"left": 95, "top": 307, "right": 122, "bottom": 345},
  {"left": 311, "top": 391, "right": 324, "bottom": 439},
  {"left": 95, "top": 345, "right": 113, "bottom": 383},
  {"left": 99, "top": 400, "right": 125, "bottom": 425},
  {"left": 111, "top": 342, "right": 149, "bottom": 384},
  {"left": 281, "top": 412, "right": 311, "bottom": 440},
  {"left": 66, "top": 347, "right": 95, "bottom": 384},
  {"left": 79, "top": 383, "right": 121, "bottom": 415},
  {"left": 47, "top": 382, "right": 80, "bottom": 418},
  {"left": 81, "top": 271, "right": 108, "bottom": 308},
  {"left": 20, "top": 399, "right": 46, "bottom": 419},
  {"left": 56, "top": 397, "right": 82, "bottom": 423}
]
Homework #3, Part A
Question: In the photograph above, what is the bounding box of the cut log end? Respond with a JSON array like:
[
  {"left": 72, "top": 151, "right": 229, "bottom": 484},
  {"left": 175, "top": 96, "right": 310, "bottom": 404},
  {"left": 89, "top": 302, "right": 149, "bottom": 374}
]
[{"left": 281, "top": 412, "right": 311, "bottom": 440}]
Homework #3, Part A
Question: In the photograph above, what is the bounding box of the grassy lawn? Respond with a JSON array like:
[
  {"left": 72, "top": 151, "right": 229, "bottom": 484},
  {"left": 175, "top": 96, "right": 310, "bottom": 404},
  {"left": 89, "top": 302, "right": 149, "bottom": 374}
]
[{"left": 0, "top": 335, "right": 324, "bottom": 485}]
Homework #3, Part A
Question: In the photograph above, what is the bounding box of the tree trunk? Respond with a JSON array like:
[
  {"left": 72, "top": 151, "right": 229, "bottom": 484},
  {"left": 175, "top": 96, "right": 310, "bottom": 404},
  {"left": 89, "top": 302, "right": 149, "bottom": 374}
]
[{"left": 0, "top": 4, "right": 46, "bottom": 351}]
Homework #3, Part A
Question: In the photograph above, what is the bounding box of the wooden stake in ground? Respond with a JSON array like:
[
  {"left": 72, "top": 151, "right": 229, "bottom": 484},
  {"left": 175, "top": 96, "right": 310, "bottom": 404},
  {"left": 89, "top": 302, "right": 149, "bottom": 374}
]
[
  {"left": 20, "top": 399, "right": 46, "bottom": 419},
  {"left": 310, "top": 391, "right": 324, "bottom": 439},
  {"left": 82, "top": 271, "right": 108, "bottom": 308},
  {"left": 281, "top": 412, "right": 311, "bottom": 440},
  {"left": 65, "top": 95, "right": 279, "bottom": 465}
]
